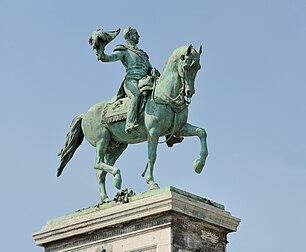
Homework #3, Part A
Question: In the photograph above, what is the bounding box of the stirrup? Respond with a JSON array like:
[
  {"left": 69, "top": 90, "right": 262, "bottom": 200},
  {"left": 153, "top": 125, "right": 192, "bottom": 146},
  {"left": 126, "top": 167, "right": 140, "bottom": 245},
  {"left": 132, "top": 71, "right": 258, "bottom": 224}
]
[
  {"left": 166, "top": 136, "right": 184, "bottom": 147},
  {"left": 125, "top": 124, "right": 139, "bottom": 134}
]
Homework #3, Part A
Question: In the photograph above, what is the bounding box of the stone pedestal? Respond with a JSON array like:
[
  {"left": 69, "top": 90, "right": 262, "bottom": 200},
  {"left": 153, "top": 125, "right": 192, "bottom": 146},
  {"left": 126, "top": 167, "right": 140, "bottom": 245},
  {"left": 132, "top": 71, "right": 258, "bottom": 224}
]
[{"left": 33, "top": 187, "right": 240, "bottom": 252}]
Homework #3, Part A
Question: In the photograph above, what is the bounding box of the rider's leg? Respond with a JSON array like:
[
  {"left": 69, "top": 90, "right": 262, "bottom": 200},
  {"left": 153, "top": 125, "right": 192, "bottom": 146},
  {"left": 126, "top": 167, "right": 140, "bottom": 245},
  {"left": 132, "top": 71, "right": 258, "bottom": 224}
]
[{"left": 124, "top": 79, "right": 141, "bottom": 133}]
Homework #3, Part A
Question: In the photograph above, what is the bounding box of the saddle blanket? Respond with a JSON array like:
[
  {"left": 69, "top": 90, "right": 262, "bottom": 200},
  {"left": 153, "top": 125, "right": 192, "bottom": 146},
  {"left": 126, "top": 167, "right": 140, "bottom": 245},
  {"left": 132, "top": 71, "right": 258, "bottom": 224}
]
[
  {"left": 101, "top": 75, "right": 155, "bottom": 124},
  {"left": 102, "top": 98, "right": 129, "bottom": 124}
]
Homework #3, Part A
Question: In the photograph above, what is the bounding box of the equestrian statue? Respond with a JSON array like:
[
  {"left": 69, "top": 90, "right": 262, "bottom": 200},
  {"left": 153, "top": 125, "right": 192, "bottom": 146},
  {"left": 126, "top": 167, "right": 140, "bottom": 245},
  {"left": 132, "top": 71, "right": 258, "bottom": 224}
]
[{"left": 57, "top": 27, "right": 208, "bottom": 202}]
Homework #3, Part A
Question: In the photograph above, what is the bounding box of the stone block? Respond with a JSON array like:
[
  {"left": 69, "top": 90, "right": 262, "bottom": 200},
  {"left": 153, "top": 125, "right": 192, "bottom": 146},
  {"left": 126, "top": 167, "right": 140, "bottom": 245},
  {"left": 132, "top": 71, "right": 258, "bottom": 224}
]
[{"left": 33, "top": 187, "right": 240, "bottom": 252}]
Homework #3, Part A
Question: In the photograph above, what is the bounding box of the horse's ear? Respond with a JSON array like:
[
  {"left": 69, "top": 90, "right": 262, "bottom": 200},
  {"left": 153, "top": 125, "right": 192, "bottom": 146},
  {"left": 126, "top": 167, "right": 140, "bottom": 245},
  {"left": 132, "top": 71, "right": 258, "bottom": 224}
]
[
  {"left": 186, "top": 44, "right": 192, "bottom": 55},
  {"left": 198, "top": 45, "right": 202, "bottom": 55}
]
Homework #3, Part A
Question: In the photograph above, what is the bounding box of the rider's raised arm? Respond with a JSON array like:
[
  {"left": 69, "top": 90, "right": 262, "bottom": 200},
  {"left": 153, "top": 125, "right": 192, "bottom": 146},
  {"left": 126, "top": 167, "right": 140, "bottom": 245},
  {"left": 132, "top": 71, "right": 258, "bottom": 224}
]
[
  {"left": 97, "top": 49, "right": 124, "bottom": 62},
  {"left": 96, "top": 44, "right": 127, "bottom": 62}
]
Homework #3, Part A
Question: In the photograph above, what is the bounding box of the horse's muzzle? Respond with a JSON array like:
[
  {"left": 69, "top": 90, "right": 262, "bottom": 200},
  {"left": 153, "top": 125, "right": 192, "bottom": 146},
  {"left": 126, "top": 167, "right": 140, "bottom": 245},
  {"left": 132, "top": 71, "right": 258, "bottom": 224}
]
[{"left": 186, "top": 89, "right": 195, "bottom": 98}]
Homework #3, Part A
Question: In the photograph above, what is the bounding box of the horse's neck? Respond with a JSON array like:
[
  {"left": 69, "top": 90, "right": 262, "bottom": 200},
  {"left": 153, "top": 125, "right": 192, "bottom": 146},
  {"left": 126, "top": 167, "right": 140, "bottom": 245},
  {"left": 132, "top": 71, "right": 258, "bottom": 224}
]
[{"left": 155, "top": 63, "right": 181, "bottom": 100}]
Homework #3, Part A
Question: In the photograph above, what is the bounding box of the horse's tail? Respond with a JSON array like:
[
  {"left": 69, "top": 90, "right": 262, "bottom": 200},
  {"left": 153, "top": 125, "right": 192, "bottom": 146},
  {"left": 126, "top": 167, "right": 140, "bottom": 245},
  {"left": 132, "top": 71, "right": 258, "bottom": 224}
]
[{"left": 57, "top": 114, "right": 84, "bottom": 177}]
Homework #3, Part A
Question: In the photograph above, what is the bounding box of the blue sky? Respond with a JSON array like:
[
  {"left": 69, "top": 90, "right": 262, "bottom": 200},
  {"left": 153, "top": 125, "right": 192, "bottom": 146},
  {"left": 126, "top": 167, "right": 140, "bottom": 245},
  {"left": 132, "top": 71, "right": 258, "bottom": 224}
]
[{"left": 1, "top": 1, "right": 306, "bottom": 251}]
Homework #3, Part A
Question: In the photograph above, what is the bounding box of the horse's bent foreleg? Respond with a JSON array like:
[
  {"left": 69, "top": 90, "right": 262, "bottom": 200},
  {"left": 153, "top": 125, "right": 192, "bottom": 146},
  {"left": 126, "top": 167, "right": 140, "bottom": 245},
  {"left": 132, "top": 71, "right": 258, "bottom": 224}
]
[
  {"left": 146, "top": 136, "right": 160, "bottom": 190},
  {"left": 179, "top": 123, "right": 208, "bottom": 174}
]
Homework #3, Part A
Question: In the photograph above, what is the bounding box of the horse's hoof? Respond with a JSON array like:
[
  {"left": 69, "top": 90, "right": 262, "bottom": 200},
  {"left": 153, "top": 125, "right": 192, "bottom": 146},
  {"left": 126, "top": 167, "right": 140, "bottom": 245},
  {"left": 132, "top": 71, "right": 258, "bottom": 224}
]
[
  {"left": 113, "top": 173, "right": 122, "bottom": 189},
  {"left": 148, "top": 182, "right": 160, "bottom": 190},
  {"left": 193, "top": 159, "right": 205, "bottom": 174}
]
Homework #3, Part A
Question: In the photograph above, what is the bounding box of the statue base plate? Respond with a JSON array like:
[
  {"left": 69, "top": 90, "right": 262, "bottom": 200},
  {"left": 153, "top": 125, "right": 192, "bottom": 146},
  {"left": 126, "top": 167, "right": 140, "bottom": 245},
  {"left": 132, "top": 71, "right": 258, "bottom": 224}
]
[{"left": 33, "top": 187, "right": 240, "bottom": 252}]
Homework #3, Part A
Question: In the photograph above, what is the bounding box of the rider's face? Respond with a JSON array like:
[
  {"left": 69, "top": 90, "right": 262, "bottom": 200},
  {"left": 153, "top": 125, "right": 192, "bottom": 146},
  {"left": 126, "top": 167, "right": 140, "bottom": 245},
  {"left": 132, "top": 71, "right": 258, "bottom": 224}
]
[{"left": 130, "top": 30, "right": 140, "bottom": 44}]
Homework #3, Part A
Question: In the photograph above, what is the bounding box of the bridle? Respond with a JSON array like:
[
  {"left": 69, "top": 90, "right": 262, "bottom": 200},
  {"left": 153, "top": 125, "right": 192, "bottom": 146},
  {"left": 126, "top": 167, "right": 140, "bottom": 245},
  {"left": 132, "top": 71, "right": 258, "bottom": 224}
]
[
  {"left": 178, "top": 61, "right": 192, "bottom": 107},
  {"left": 154, "top": 49, "right": 200, "bottom": 144},
  {"left": 178, "top": 53, "right": 200, "bottom": 107},
  {"left": 152, "top": 59, "right": 192, "bottom": 112}
]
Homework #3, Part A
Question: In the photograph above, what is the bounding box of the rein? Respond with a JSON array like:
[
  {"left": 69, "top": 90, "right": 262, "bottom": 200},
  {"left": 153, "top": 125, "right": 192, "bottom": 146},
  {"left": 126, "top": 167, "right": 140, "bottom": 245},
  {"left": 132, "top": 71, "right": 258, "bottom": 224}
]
[
  {"left": 152, "top": 63, "right": 192, "bottom": 112},
  {"left": 151, "top": 63, "right": 192, "bottom": 145},
  {"left": 180, "top": 74, "right": 192, "bottom": 106}
]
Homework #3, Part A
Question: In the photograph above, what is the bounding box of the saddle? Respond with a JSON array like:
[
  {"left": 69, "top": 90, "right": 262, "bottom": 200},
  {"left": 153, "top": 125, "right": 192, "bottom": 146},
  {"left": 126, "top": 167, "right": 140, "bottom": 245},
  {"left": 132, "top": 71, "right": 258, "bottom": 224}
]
[{"left": 102, "top": 76, "right": 155, "bottom": 124}]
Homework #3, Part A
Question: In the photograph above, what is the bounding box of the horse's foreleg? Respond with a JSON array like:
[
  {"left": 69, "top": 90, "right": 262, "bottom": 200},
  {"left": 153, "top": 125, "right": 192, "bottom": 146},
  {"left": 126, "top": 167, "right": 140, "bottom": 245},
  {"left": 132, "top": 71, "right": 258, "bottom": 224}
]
[
  {"left": 179, "top": 123, "right": 208, "bottom": 174},
  {"left": 146, "top": 136, "right": 160, "bottom": 190}
]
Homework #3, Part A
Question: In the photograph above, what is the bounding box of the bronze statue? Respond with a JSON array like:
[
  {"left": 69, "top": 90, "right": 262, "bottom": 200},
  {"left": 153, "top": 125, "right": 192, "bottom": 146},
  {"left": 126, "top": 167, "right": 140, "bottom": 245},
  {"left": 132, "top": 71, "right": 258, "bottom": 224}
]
[
  {"left": 96, "top": 27, "right": 153, "bottom": 133},
  {"left": 57, "top": 27, "right": 208, "bottom": 202}
]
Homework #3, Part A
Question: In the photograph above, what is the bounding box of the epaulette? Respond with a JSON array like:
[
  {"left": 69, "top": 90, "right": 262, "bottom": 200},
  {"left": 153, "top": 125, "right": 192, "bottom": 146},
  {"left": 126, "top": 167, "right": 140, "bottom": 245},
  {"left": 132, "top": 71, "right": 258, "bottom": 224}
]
[
  {"left": 113, "top": 44, "right": 127, "bottom": 51},
  {"left": 145, "top": 51, "right": 149, "bottom": 59},
  {"left": 138, "top": 49, "right": 149, "bottom": 59}
]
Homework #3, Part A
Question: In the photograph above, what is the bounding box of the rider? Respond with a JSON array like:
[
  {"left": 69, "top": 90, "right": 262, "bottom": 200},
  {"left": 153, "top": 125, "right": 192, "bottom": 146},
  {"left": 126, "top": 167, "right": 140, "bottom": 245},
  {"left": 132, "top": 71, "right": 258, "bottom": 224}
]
[
  {"left": 96, "top": 27, "right": 184, "bottom": 146},
  {"left": 97, "top": 26, "right": 152, "bottom": 133}
]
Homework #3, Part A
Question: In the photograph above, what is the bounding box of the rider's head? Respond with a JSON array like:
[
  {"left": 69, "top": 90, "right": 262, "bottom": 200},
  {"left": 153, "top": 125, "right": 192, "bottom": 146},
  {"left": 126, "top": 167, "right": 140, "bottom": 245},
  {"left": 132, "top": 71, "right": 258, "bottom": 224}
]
[{"left": 124, "top": 26, "right": 140, "bottom": 45}]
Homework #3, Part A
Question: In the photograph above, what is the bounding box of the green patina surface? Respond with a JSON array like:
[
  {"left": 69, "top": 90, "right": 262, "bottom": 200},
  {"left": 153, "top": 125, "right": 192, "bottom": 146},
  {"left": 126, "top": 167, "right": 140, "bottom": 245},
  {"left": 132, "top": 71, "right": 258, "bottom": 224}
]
[
  {"left": 47, "top": 187, "right": 224, "bottom": 225},
  {"left": 57, "top": 29, "right": 208, "bottom": 204}
]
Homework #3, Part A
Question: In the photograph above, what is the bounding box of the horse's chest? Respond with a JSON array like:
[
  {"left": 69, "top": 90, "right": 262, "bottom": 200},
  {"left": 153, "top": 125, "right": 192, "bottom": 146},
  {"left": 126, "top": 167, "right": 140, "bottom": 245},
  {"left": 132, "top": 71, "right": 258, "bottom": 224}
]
[{"left": 145, "top": 101, "right": 188, "bottom": 134}]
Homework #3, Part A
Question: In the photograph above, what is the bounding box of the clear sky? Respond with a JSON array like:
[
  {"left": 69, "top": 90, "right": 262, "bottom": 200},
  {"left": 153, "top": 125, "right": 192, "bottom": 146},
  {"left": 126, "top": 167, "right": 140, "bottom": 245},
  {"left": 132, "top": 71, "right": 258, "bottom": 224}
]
[{"left": 1, "top": 1, "right": 306, "bottom": 251}]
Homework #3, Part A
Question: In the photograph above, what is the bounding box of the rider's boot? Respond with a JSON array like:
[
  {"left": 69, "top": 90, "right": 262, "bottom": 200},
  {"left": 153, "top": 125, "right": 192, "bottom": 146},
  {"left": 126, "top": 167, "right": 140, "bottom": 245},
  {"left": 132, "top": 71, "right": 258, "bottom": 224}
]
[
  {"left": 125, "top": 94, "right": 140, "bottom": 133},
  {"left": 166, "top": 134, "right": 184, "bottom": 147}
]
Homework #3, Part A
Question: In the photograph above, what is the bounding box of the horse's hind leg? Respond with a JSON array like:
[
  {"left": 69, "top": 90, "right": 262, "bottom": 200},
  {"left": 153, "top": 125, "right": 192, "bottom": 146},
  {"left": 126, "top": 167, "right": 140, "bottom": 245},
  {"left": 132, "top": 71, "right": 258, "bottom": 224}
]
[
  {"left": 94, "top": 133, "right": 111, "bottom": 202},
  {"left": 178, "top": 123, "right": 208, "bottom": 174},
  {"left": 104, "top": 143, "right": 128, "bottom": 187},
  {"left": 96, "top": 143, "right": 128, "bottom": 203},
  {"left": 104, "top": 143, "right": 128, "bottom": 167},
  {"left": 94, "top": 129, "right": 123, "bottom": 202},
  {"left": 97, "top": 144, "right": 128, "bottom": 202},
  {"left": 96, "top": 170, "right": 109, "bottom": 203}
]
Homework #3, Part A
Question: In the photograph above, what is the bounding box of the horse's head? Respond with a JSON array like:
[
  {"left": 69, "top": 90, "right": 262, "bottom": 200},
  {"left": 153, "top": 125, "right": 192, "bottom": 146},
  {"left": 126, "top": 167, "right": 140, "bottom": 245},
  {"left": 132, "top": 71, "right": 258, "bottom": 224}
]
[{"left": 178, "top": 45, "right": 202, "bottom": 99}]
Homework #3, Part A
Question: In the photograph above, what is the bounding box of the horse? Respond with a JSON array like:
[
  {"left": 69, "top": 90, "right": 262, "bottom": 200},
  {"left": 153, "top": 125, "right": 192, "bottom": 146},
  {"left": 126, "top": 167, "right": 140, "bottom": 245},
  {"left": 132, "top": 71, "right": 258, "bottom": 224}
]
[{"left": 57, "top": 44, "right": 208, "bottom": 202}]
